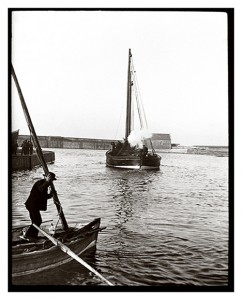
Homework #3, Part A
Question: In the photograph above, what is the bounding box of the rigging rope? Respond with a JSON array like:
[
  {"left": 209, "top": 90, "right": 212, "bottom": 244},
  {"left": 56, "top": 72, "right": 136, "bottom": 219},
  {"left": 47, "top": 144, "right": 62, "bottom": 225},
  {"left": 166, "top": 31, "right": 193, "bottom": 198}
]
[
  {"left": 130, "top": 58, "right": 156, "bottom": 154},
  {"left": 130, "top": 60, "right": 144, "bottom": 130},
  {"left": 114, "top": 95, "right": 125, "bottom": 140},
  {"left": 133, "top": 71, "right": 144, "bottom": 129}
]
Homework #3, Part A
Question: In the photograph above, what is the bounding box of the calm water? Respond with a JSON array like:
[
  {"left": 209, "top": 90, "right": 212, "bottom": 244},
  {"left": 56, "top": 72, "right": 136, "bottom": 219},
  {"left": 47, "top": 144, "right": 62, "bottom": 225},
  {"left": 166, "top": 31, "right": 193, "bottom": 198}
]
[{"left": 11, "top": 149, "right": 229, "bottom": 288}]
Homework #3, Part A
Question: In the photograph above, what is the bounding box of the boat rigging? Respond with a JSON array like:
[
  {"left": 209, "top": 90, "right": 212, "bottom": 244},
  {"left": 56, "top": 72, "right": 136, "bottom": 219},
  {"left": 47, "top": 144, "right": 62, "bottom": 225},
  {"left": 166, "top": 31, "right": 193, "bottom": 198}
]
[{"left": 106, "top": 49, "right": 161, "bottom": 170}]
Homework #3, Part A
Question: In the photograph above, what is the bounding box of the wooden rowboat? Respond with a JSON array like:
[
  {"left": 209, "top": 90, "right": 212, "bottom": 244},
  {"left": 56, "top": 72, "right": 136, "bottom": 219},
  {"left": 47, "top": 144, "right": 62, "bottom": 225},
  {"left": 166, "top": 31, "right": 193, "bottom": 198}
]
[{"left": 12, "top": 218, "right": 103, "bottom": 277}]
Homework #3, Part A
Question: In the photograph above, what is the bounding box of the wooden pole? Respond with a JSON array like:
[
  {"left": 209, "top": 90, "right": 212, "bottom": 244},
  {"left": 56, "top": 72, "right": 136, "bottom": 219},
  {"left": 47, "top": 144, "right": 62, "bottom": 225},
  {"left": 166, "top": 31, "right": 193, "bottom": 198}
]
[
  {"left": 33, "top": 224, "right": 114, "bottom": 286},
  {"left": 125, "top": 49, "right": 132, "bottom": 139},
  {"left": 11, "top": 63, "right": 69, "bottom": 231}
]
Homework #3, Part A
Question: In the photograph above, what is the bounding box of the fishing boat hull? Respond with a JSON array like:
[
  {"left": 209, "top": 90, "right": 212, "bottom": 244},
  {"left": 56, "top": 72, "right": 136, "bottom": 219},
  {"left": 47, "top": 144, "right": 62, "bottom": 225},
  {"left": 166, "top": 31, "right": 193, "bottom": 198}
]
[
  {"left": 106, "top": 151, "right": 161, "bottom": 170},
  {"left": 12, "top": 218, "right": 102, "bottom": 277}
]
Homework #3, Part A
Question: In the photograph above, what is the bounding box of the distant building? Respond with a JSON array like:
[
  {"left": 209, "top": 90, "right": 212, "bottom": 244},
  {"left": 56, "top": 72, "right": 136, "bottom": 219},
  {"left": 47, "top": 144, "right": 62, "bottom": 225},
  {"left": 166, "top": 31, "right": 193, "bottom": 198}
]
[{"left": 151, "top": 133, "right": 171, "bottom": 150}]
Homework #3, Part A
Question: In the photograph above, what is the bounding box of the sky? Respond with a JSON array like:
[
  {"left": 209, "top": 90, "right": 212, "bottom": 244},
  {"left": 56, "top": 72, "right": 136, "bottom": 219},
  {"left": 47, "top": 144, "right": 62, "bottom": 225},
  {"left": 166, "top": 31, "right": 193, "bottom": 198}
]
[{"left": 11, "top": 10, "right": 229, "bottom": 146}]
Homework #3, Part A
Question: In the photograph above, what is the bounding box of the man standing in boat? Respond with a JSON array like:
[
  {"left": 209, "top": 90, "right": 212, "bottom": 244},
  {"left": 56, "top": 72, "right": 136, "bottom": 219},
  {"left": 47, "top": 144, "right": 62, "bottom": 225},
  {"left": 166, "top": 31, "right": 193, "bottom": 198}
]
[
  {"left": 21, "top": 172, "right": 56, "bottom": 240},
  {"left": 142, "top": 144, "right": 148, "bottom": 157},
  {"left": 110, "top": 142, "right": 116, "bottom": 155}
]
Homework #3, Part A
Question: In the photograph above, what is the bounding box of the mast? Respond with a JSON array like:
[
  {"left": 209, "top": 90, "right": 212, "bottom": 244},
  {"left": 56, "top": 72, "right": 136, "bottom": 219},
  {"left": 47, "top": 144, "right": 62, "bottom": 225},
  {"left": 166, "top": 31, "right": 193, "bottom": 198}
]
[
  {"left": 11, "top": 63, "right": 69, "bottom": 231},
  {"left": 125, "top": 49, "right": 132, "bottom": 139}
]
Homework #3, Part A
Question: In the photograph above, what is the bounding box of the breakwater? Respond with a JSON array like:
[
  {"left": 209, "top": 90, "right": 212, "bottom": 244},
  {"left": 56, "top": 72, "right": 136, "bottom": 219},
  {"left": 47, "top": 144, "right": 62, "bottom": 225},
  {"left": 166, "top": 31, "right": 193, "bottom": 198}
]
[
  {"left": 186, "top": 146, "right": 228, "bottom": 157},
  {"left": 18, "top": 135, "right": 115, "bottom": 150}
]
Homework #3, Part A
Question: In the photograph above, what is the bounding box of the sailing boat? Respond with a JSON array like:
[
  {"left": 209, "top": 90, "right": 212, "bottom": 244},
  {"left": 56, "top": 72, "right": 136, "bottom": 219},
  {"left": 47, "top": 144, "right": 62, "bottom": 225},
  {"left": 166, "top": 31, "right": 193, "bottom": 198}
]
[
  {"left": 106, "top": 49, "right": 161, "bottom": 170},
  {"left": 11, "top": 65, "right": 111, "bottom": 285}
]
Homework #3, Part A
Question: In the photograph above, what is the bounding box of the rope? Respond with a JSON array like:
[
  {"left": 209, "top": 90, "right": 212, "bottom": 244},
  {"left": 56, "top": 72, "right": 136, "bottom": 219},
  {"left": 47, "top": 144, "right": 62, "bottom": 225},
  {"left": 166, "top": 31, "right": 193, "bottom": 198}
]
[
  {"left": 133, "top": 72, "right": 144, "bottom": 129},
  {"left": 53, "top": 198, "right": 64, "bottom": 226},
  {"left": 54, "top": 216, "right": 61, "bottom": 232},
  {"left": 114, "top": 97, "right": 125, "bottom": 140},
  {"left": 45, "top": 186, "right": 61, "bottom": 234},
  {"left": 130, "top": 58, "right": 156, "bottom": 154}
]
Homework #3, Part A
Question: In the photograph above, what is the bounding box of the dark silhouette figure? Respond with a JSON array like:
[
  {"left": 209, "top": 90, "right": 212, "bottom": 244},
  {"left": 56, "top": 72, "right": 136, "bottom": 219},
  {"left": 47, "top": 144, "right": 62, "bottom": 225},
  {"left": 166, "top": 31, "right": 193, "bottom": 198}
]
[
  {"left": 22, "top": 172, "right": 57, "bottom": 240},
  {"left": 12, "top": 141, "right": 18, "bottom": 155},
  {"left": 110, "top": 142, "right": 116, "bottom": 155}
]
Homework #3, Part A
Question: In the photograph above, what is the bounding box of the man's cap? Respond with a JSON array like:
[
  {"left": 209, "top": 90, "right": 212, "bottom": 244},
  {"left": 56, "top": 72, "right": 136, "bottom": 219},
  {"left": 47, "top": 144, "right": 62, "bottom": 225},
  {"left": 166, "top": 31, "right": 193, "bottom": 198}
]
[
  {"left": 44, "top": 172, "right": 57, "bottom": 180},
  {"left": 49, "top": 172, "right": 57, "bottom": 180}
]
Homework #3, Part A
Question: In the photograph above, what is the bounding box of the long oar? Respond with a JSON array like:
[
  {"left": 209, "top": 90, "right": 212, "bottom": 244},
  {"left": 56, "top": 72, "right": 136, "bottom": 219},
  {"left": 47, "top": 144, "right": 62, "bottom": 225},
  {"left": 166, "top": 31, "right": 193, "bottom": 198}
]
[
  {"left": 11, "top": 64, "right": 69, "bottom": 231},
  {"left": 33, "top": 224, "right": 114, "bottom": 286}
]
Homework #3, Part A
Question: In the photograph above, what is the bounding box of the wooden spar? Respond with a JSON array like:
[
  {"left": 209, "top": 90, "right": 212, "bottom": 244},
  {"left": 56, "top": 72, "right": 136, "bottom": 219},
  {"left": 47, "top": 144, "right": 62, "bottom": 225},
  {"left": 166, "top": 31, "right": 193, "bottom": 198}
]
[
  {"left": 33, "top": 224, "right": 114, "bottom": 286},
  {"left": 11, "top": 63, "right": 69, "bottom": 231},
  {"left": 125, "top": 48, "right": 132, "bottom": 139}
]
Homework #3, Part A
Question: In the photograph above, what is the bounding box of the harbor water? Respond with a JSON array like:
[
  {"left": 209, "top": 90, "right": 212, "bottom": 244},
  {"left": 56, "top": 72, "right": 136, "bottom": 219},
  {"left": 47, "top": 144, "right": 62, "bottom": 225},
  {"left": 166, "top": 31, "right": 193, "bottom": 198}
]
[{"left": 11, "top": 149, "right": 229, "bottom": 287}]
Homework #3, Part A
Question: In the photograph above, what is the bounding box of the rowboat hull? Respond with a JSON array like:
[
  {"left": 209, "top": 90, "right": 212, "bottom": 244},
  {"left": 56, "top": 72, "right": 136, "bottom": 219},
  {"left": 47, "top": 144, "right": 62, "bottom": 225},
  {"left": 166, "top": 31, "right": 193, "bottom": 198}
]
[
  {"left": 12, "top": 218, "right": 102, "bottom": 277},
  {"left": 106, "top": 151, "right": 161, "bottom": 170}
]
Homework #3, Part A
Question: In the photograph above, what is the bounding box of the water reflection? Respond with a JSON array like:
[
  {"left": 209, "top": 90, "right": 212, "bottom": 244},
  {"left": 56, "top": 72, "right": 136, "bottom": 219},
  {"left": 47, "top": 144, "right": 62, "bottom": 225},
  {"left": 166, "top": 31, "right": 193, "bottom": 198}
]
[
  {"left": 111, "top": 170, "right": 155, "bottom": 227},
  {"left": 114, "top": 178, "right": 133, "bottom": 225}
]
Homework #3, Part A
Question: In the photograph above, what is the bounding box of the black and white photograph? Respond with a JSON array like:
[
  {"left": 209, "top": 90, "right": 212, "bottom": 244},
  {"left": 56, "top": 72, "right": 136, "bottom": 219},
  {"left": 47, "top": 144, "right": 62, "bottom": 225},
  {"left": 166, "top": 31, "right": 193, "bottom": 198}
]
[{"left": 3, "top": 4, "right": 237, "bottom": 296}]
